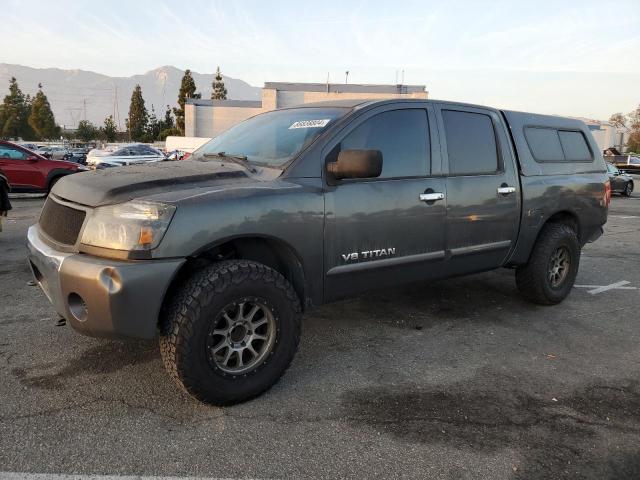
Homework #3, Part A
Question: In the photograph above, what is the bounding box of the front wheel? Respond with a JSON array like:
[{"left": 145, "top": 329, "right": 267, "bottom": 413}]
[
  {"left": 159, "top": 260, "right": 301, "bottom": 405},
  {"left": 516, "top": 223, "right": 580, "bottom": 305},
  {"left": 623, "top": 182, "right": 633, "bottom": 197}
]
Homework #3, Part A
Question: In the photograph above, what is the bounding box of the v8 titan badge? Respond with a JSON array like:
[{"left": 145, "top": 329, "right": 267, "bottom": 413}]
[{"left": 341, "top": 248, "right": 396, "bottom": 262}]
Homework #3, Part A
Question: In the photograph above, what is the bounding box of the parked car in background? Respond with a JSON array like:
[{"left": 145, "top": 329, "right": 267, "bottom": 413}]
[
  {"left": 0, "top": 140, "right": 86, "bottom": 193},
  {"left": 166, "top": 149, "right": 188, "bottom": 161},
  {"left": 35, "top": 146, "right": 71, "bottom": 161},
  {"left": 606, "top": 162, "right": 634, "bottom": 196},
  {"left": 608, "top": 154, "right": 640, "bottom": 174},
  {"left": 19, "top": 143, "right": 39, "bottom": 152},
  {"left": 67, "top": 148, "right": 89, "bottom": 165},
  {"left": 86, "top": 144, "right": 166, "bottom": 168}
]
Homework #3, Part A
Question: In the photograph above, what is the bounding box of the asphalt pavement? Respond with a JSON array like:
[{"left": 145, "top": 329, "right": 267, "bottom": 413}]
[{"left": 1, "top": 194, "right": 639, "bottom": 479}]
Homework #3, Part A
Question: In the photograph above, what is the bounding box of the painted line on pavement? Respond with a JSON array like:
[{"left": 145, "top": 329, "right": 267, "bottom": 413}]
[
  {"left": 0, "top": 474, "right": 251, "bottom": 480},
  {"left": 574, "top": 280, "right": 637, "bottom": 295}
]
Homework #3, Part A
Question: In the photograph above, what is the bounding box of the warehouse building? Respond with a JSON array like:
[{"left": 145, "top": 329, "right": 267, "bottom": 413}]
[
  {"left": 185, "top": 82, "right": 428, "bottom": 138},
  {"left": 574, "top": 117, "right": 629, "bottom": 153}
]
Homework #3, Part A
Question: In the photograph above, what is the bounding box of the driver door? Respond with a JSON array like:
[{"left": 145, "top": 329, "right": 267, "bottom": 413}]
[
  {"left": 0, "top": 144, "right": 43, "bottom": 190},
  {"left": 323, "top": 104, "right": 448, "bottom": 301}
]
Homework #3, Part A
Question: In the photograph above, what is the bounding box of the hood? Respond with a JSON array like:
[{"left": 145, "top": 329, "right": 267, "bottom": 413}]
[
  {"left": 52, "top": 159, "right": 252, "bottom": 207},
  {"left": 54, "top": 158, "right": 81, "bottom": 169}
]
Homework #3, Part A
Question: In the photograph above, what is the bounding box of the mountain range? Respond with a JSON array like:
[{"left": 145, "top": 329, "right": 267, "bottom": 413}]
[{"left": 0, "top": 64, "right": 261, "bottom": 129}]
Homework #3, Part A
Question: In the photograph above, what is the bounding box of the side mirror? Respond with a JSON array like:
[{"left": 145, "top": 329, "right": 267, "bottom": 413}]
[
  {"left": 327, "top": 149, "right": 383, "bottom": 180},
  {"left": 26, "top": 155, "right": 39, "bottom": 162}
]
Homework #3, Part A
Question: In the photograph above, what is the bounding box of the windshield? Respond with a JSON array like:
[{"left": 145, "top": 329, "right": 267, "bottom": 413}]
[{"left": 191, "top": 107, "right": 349, "bottom": 168}]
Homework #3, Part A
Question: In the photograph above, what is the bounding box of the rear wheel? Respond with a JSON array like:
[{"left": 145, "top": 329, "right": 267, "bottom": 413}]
[
  {"left": 516, "top": 223, "right": 580, "bottom": 305},
  {"left": 623, "top": 182, "right": 633, "bottom": 197},
  {"left": 159, "top": 260, "right": 301, "bottom": 405}
]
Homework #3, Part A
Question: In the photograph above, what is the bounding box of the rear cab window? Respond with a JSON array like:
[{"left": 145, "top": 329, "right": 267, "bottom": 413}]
[{"left": 441, "top": 110, "right": 500, "bottom": 175}]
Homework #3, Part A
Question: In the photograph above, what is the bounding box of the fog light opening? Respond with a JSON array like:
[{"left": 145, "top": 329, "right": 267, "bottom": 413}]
[
  {"left": 30, "top": 261, "right": 43, "bottom": 282},
  {"left": 68, "top": 293, "right": 88, "bottom": 322}
]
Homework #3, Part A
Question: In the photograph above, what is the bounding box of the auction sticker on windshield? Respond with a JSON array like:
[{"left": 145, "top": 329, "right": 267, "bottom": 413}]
[{"left": 289, "top": 119, "right": 331, "bottom": 129}]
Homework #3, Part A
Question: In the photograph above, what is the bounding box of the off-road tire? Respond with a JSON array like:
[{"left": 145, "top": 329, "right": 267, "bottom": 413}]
[
  {"left": 159, "top": 260, "right": 301, "bottom": 405},
  {"left": 623, "top": 182, "right": 633, "bottom": 197},
  {"left": 516, "top": 223, "right": 580, "bottom": 305}
]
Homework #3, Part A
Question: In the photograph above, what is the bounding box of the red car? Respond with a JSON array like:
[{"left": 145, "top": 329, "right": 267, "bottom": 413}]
[{"left": 0, "top": 141, "right": 84, "bottom": 193}]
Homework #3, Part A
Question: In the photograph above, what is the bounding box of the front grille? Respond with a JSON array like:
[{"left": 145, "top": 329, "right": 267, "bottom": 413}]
[{"left": 39, "top": 197, "right": 86, "bottom": 246}]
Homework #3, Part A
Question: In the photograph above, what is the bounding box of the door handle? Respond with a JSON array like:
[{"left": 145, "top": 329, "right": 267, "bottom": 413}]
[
  {"left": 419, "top": 192, "right": 445, "bottom": 202},
  {"left": 497, "top": 186, "right": 516, "bottom": 195}
]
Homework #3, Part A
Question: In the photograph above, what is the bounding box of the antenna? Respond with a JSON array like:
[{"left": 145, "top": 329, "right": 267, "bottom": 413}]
[
  {"left": 66, "top": 107, "right": 82, "bottom": 128},
  {"left": 345, "top": 70, "right": 349, "bottom": 84},
  {"left": 113, "top": 84, "right": 121, "bottom": 130}
]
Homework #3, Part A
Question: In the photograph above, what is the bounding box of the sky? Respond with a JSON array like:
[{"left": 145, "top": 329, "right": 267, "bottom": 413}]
[{"left": 1, "top": 0, "right": 639, "bottom": 119}]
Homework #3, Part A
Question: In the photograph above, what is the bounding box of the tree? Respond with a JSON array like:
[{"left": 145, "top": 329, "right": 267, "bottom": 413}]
[
  {"left": 76, "top": 120, "right": 98, "bottom": 142},
  {"left": 0, "top": 77, "right": 32, "bottom": 139},
  {"left": 146, "top": 105, "right": 162, "bottom": 142},
  {"left": 102, "top": 115, "right": 117, "bottom": 142},
  {"left": 163, "top": 105, "right": 174, "bottom": 130},
  {"left": 126, "top": 84, "right": 148, "bottom": 141},
  {"left": 159, "top": 127, "right": 181, "bottom": 141},
  {"left": 627, "top": 104, "right": 640, "bottom": 153},
  {"left": 28, "top": 83, "right": 59, "bottom": 140},
  {"left": 211, "top": 66, "right": 227, "bottom": 100},
  {"left": 173, "top": 69, "right": 200, "bottom": 135},
  {"left": 609, "top": 112, "right": 626, "bottom": 129}
]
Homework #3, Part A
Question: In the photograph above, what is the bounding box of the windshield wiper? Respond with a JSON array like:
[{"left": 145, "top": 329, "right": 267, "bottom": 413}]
[{"left": 202, "top": 152, "right": 257, "bottom": 173}]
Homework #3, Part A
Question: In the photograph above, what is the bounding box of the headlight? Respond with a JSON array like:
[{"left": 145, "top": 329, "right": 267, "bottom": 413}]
[{"left": 81, "top": 201, "right": 176, "bottom": 251}]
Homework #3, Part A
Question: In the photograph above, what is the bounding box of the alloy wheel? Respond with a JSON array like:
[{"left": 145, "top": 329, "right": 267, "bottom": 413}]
[
  {"left": 206, "top": 298, "right": 276, "bottom": 374},
  {"left": 548, "top": 246, "right": 570, "bottom": 288}
]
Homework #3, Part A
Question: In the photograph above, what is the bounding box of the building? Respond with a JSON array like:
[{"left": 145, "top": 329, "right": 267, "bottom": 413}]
[
  {"left": 185, "top": 82, "right": 428, "bottom": 138},
  {"left": 574, "top": 117, "right": 629, "bottom": 153}
]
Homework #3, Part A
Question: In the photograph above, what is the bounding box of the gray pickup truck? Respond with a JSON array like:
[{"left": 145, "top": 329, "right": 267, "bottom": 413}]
[{"left": 27, "top": 99, "right": 610, "bottom": 405}]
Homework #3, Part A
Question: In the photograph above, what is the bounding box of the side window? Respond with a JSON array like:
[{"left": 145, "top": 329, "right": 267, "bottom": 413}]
[
  {"left": 442, "top": 110, "right": 499, "bottom": 175},
  {"left": 339, "top": 109, "right": 430, "bottom": 178},
  {"left": 525, "top": 127, "right": 564, "bottom": 162},
  {"left": 525, "top": 127, "right": 593, "bottom": 162},
  {"left": 558, "top": 131, "right": 592, "bottom": 161},
  {"left": 0, "top": 146, "right": 28, "bottom": 160}
]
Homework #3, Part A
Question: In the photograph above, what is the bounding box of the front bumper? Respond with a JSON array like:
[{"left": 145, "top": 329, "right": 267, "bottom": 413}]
[{"left": 27, "top": 225, "right": 185, "bottom": 339}]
